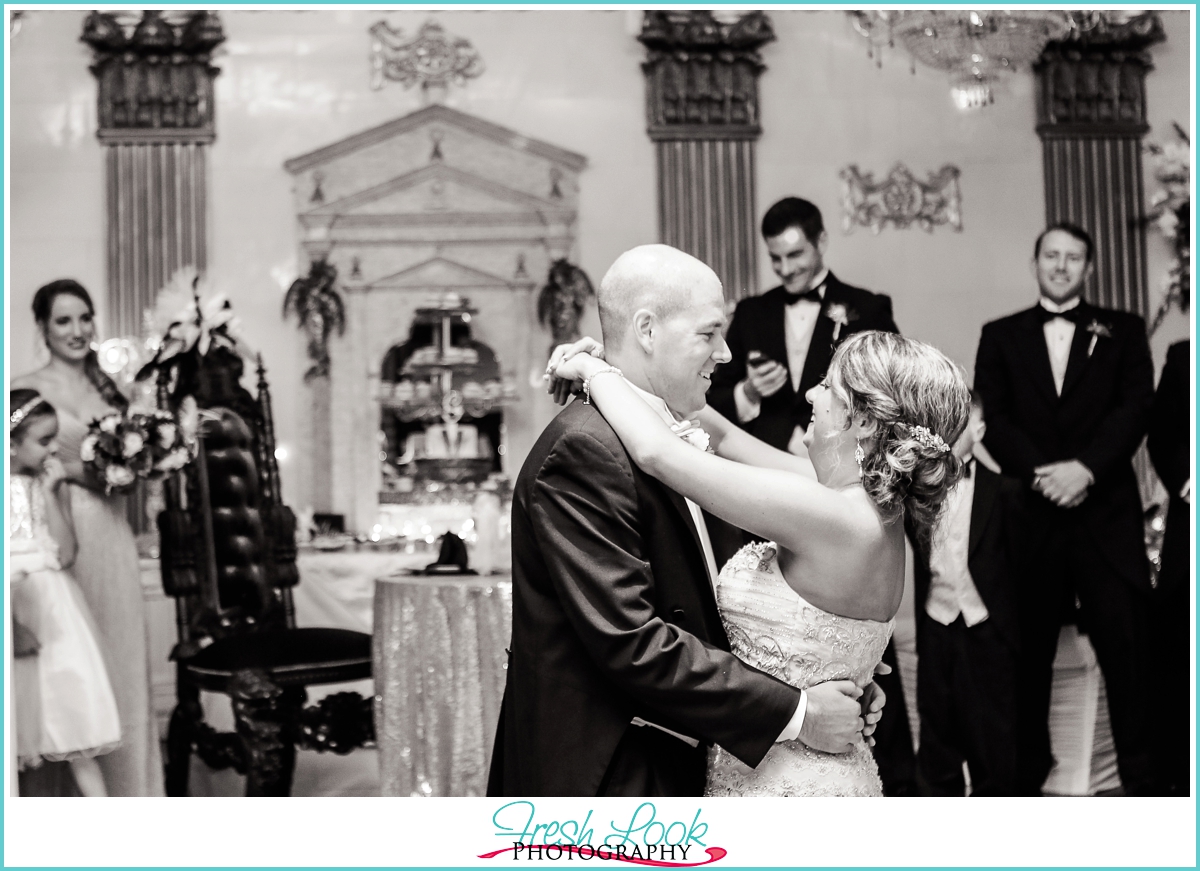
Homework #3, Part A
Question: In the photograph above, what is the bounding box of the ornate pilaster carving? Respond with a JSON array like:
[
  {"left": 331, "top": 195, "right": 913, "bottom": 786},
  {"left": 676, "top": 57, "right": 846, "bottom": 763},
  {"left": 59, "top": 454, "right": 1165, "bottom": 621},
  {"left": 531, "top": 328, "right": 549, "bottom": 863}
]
[
  {"left": 1035, "top": 12, "right": 1165, "bottom": 137},
  {"left": 639, "top": 12, "right": 775, "bottom": 301},
  {"left": 82, "top": 10, "right": 223, "bottom": 340},
  {"left": 82, "top": 10, "right": 224, "bottom": 144},
  {"left": 1034, "top": 12, "right": 1166, "bottom": 314},
  {"left": 639, "top": 11, "right": 774, "bottom": 141}
]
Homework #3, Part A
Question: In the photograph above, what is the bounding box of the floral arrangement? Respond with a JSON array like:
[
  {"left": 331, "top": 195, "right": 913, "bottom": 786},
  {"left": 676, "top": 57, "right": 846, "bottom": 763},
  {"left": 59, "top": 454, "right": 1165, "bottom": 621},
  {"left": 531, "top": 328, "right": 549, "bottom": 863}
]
[
  {"left": 136, "top": 267, "right": 245, "bottom": 400},
  {"left": 283, "top": 258, "right": 345, "bottom": 382},
  {"left": 823, "top": 302, "right": 859, "bottom": 342},
  {"left": 1145, "top": 122, "right": 1190, "bottom": 334},
  {"left": 671, "top": 419, "right": 713, "bottom": 453},
  {"left": 1085, "top": 318, "right": 1113, "bottom": 357},
  {"left": 81, "top": 403, "right": 199, "bottom": 494}
]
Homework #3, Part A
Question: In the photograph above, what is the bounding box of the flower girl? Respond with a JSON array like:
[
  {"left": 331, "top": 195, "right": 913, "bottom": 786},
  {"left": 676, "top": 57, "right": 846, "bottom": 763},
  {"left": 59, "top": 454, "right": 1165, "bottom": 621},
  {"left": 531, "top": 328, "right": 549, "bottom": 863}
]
[{"left": 9, "top": 389, "right": 120, "bottom": 796}]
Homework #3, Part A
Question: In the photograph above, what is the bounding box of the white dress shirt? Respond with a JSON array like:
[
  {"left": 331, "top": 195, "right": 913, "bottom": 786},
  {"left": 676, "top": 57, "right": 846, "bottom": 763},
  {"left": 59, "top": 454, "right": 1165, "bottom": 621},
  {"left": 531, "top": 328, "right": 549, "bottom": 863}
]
[
  {"left": 925, "top": 461, "right": 990, "bottom": 627},
  {"left": 624, "top": 379, "right": 808, "bottom": 744},
  {"left": 1040, "top": 296, "right": 1081, "bottom": 396},
  {"left": 734, "top": 268, "right": 829, "bottom": 457}
]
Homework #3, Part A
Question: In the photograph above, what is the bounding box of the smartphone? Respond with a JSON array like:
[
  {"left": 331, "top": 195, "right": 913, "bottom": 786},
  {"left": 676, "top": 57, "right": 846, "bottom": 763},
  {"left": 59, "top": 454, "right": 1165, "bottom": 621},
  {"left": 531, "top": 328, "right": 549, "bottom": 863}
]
[{"left": 747, "top": 351, "right": 770, "bottom": 368}]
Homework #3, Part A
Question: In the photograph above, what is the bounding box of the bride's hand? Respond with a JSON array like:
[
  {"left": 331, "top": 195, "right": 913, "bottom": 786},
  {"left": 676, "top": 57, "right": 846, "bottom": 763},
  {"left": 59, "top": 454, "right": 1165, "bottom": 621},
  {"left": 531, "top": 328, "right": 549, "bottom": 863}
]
[
  {"left": 545, "top": 337, "right": 604, "bottom": 375},
  {"left": 543, "top": 337, "right": 606, "bottom": 406}
]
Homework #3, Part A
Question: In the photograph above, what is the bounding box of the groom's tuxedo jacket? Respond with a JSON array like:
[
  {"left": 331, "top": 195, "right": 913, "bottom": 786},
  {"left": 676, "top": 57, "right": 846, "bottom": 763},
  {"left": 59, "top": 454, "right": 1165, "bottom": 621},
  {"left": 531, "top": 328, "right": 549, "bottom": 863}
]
[{"left": 488, "top": 399, "right": 801, "bottom": 797}]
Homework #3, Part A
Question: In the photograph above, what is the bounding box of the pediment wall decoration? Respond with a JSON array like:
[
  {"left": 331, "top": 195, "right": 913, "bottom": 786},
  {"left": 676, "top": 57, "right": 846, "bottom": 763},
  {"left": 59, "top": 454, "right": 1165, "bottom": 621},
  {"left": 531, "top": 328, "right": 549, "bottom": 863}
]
[
  {"left": 369, "top": 257, "right": 525, "bottom": 291},
  {"left": 284, "top": 104, "right": 586, "bottom": 531},
  {"left": 309, "top": 163, "right": 570, "bottom": 217},
  {"left": 286, "top": 104, "right": 585, "bottom": 286}
]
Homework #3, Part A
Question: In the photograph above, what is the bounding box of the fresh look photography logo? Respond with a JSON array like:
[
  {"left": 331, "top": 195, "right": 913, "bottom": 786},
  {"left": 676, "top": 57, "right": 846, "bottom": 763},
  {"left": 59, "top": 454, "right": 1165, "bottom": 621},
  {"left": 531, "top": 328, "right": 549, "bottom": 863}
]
[{"left": 479, "top": 802, "right": 727, "bottom": 865}]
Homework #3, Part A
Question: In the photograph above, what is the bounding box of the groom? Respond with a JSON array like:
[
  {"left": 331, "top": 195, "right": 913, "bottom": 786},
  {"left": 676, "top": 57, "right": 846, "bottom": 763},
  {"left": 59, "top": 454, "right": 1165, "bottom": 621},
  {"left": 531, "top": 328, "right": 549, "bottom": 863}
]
[{"left": 488, "top": 245, "right": 880, "bottom": 797}]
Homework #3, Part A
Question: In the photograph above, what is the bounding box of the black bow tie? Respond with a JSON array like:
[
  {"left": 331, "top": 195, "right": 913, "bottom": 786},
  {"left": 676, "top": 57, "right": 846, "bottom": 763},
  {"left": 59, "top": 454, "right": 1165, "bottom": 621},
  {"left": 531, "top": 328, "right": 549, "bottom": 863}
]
[
  {"left": 962, "top": 459, "right": 975, "bottom": 479},
  {"left": 1036, "top": 304, "right": 1084, "bottom": 325},
  {"left": 783, "top": 286, "right": 824, "bottom": 306}
]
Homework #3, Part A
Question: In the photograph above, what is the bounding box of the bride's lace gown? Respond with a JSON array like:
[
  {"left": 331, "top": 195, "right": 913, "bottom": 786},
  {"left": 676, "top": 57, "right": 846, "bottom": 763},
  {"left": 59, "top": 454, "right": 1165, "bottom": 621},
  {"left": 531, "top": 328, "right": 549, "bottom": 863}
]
[{"left": 705, "top": 542, "right": 894, "bottom": 796}]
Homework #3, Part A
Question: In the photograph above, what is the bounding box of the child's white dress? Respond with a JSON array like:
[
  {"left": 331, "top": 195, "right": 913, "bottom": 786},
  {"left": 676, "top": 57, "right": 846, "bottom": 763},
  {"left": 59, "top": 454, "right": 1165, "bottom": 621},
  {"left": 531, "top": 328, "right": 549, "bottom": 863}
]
[{"left": 10, "top": 474, "right": 121, "bottom": 769}]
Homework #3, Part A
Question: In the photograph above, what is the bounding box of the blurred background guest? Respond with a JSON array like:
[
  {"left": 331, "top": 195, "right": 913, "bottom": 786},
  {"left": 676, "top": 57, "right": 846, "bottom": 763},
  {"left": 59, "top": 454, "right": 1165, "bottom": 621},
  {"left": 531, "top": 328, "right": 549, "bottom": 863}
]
[
  {"left": 974, "top": 224, "right": 1158, "bottom": 796},
  {"left": 909, "top": 391, "right": 1024, "bottom": 796},
  {"left": 13, "top": 281, "right": 164, "bottom": 797},
  {"left": 9, "top": 388, "right": 121, "bottom": 796},
  {"left": 1147, "top": 339, "right": 1191, "bottom": 796}
]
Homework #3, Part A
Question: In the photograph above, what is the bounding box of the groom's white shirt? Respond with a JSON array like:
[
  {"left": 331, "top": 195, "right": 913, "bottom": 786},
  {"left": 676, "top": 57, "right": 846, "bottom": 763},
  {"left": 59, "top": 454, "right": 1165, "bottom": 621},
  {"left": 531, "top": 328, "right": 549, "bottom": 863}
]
[{"left": 626, "top": 381, "right": 807, "bottom": 744}]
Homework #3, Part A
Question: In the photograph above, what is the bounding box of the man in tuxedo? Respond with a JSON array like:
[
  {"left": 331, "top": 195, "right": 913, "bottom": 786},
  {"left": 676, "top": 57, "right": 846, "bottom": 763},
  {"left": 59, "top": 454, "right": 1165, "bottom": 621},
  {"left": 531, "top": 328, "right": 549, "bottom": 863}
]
[
  {"left": 1147, "top": 339, "right": 1190, "bottom": 796},
  {"left": 708, "top": 196, "right": 898, "bottom": 454},
  {"left": 487, "top": 245, "right": 881, "bottom": 797},
  {"left": 974, "top": 222, "right": 1157, "bottom": 796},
  {"left": 909, "top": 391, "right": 1024, "bottom": 796},
  {"left": 707, "top": 197, "right": 912, "bottom": 795}
]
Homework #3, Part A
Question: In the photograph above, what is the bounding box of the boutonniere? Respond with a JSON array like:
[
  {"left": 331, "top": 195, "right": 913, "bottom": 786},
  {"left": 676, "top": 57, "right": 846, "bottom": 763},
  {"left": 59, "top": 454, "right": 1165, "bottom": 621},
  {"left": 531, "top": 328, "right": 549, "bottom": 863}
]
[
  {"left": 671, "top": 420, "right": 713, "bottom": 453},
  {"left": 823, "top": 303, "right": 859, "bottom": 342},
  {"left": 1085, "top": 319, "right": 1112, "bottom": 357}
]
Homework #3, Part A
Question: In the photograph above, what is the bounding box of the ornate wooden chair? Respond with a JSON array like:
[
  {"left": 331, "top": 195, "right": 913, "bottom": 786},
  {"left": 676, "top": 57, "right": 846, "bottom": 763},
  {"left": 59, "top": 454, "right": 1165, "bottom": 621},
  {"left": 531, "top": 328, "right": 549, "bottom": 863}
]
[{"left": 157, "top": 348, "right": 373, "bottom": 796}]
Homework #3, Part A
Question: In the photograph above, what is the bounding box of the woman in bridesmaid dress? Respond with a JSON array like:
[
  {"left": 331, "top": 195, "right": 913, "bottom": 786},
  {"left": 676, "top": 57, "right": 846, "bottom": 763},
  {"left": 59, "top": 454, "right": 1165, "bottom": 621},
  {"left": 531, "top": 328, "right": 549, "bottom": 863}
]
[{"left": 13, "top": 280, "right": 165, "bottom": 796}]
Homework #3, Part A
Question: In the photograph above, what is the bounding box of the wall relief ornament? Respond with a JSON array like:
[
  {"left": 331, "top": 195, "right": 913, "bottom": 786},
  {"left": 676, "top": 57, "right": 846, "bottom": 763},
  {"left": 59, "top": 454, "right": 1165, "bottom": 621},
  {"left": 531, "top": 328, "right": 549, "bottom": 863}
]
[
  {"left": 81, "top": 10, "right": 224, "bottom": 142},
  {"left": 536, "top": 260, "right": 595, "bottom": 358},
  {"left": 840, "top": 163, "right": 963, "bottom": 234},
  {"left": 638, "top": 11, "right": 775, "bottom": 140},
  {"left": 369, "top": 20, "right": 484, "bottom": 97},
  {"left": 283, "top": 259, "right": 346, "bottom": 382},
  {"left": 1034, "top": 11, "right": 1164, "bottom": 135}
]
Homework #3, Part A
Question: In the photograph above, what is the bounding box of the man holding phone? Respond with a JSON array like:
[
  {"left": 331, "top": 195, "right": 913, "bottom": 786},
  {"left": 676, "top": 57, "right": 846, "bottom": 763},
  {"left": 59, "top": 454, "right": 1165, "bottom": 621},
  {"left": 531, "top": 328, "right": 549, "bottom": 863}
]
[{"left": 708, "top": 197, "right": 898, "bottom": 454}]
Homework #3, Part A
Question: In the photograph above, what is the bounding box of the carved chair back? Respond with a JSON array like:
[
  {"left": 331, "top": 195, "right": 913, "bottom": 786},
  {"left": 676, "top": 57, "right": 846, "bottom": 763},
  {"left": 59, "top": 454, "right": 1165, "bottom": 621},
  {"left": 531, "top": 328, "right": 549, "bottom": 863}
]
[{"left": 158, "top": 348, "right": 298, "bottom": 652}]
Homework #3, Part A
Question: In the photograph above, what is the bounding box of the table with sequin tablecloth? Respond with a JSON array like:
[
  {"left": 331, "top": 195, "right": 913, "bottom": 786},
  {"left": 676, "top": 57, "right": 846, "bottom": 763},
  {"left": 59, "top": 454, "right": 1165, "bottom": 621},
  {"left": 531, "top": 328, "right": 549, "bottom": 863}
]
[{"left": 373, "top": 572, "right": 512, "bottom": 797}]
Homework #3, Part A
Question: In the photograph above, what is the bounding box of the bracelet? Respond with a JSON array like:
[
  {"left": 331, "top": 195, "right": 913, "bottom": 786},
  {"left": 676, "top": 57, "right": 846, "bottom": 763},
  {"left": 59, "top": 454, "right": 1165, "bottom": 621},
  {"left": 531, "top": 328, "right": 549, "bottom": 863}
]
[{"left": 582, "top": 366, "right": 623, "bottom": 405}]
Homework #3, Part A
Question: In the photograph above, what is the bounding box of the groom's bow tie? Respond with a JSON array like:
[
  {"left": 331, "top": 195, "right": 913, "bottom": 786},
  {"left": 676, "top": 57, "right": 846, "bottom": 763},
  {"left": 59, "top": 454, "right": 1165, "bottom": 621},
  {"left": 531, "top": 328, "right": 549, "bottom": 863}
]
[
  {"left": 783, "top": 285, "right": 824, "bottom": 306},
  {"left": 1036, "top": 304, "right": 1084, "bottom": 325}
]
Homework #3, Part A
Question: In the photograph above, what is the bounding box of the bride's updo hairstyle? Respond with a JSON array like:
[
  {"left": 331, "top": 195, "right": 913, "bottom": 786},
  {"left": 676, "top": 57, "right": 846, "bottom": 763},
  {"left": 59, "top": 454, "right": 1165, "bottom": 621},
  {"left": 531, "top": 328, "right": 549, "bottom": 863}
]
[{"left": 826, "top": 331, "right": 971, "bottom": 536}]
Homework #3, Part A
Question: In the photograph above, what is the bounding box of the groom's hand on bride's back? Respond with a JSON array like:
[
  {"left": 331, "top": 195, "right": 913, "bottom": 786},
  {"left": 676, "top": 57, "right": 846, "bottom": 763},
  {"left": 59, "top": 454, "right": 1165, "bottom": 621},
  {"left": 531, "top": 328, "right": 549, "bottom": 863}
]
[
  {"left": 857, "top": 660, "right": 890, "bottom": 747},
  {"left": 860, "top": 681, "right": 887, "bottom": 748},
  {"left": 799, "top": 681, "right": 868, "bottom": 754}
]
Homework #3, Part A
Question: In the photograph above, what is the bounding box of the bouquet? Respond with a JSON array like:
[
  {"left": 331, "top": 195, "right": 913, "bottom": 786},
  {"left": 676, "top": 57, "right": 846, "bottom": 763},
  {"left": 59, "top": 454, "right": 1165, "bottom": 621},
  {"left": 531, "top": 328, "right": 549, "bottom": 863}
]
[{"left": 80, "top": 406, "right": 197, "bottom": 494}]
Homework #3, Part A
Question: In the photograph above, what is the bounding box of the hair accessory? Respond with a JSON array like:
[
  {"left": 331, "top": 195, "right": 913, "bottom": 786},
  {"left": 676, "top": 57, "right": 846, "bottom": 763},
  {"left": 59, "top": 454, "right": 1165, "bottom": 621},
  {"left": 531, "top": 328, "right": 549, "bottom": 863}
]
[
  {"left": 9, "top": 395, "right": 45, "bottom": 432},
  {"left": 906, "top": 424, "right": 951, "bottom": 454},
  {"left": 582, "top": 366, "right": 623, "bottom": 405}
]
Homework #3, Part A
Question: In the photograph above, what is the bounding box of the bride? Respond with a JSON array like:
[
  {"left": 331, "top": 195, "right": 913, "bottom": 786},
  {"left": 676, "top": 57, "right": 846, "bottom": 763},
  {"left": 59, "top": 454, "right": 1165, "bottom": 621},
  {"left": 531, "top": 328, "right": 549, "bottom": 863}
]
[{"left": 549, "top": 326, "right": 969, "bottom": 796}]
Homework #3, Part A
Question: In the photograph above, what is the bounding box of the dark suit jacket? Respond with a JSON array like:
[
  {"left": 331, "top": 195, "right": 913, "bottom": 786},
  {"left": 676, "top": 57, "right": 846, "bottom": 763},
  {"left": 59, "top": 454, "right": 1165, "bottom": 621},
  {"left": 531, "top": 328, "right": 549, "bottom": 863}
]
[
  {"left": 908, "top": 464, "right": 1025, "bottom": 652},
  {"left": 974, "top": 300, "right": 1154, "bottom": 590},
  {"left": 1148, "top": 340, "right": 1190, "bottom": 595},
  {"left": 709, "top": 272, "right": 899, "bottom": 449},
  {"left": 487, "top": 399, "right": 801, "bottom": 797}
]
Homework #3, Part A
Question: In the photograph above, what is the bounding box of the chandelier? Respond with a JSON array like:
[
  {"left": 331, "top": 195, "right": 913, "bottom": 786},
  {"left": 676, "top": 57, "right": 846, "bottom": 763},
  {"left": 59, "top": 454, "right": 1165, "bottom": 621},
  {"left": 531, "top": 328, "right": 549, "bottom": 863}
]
[{"left": 849, "top": 11, "right": 1101, "bottom": 109}]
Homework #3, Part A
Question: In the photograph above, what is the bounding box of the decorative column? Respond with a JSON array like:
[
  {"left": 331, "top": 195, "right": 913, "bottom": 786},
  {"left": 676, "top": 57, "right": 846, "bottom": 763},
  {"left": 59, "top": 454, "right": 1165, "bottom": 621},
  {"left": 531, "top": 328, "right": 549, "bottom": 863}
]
[
  {"left": 638, "top": 12, "right": 774, "bottom": 302},
  {"left": 82, "top": 10, "right": 224, "bottom": 336},
  {"left": 1034, "top": 12, "right": 1165, "bottom": 316}
]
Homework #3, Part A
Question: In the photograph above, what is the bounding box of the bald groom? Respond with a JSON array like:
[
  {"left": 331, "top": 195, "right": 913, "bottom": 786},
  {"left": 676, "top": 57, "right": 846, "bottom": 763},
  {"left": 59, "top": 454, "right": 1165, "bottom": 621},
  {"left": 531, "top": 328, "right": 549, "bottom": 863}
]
[{"left": 488, "top": 245, "right": 873, "bottom": 796}]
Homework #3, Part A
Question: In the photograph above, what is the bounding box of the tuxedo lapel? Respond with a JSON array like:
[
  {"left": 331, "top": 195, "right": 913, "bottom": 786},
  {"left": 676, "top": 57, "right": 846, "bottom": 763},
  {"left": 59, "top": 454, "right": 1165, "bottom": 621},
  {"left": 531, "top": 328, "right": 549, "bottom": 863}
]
[
  {"left": 661, "top": 486, "right": 725, "bottom": 631},
  {"left": 968, "top": 465, "right": 998, "bottom": 561},
  {"left": 797, "top": 281, "right": 839, "bottom": 395},
  {"left": 1059, "top": 302, "right": 1096, "bottom": 399},
  {"left": 757, "top": 289, "right": 791, "bottom": 371},
  {"left": 1021, "top": 307, "right": 1061, "bottom": 404},
  {"left": 664, "top": 488, "right": 705, "bottom": 557}
]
